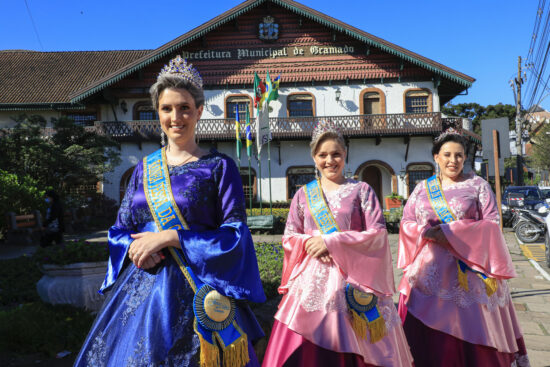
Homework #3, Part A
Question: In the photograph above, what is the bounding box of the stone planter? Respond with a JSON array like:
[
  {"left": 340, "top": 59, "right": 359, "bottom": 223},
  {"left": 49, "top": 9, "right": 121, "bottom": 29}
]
[{"left": 36, "top": 261, "right": 108, "bottom": 312}]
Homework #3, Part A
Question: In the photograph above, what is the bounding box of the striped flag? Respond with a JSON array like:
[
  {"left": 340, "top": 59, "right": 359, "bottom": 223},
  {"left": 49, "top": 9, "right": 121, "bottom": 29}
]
[
  {"left": 235, "top": 107, "right": 242, "bottom": 161},
  {"left": 245, "top": 107, "right": 253, "bottom": 157}
]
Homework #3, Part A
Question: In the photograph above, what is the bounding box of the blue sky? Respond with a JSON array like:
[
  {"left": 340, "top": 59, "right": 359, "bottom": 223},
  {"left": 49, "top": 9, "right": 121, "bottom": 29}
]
[{"left": 0, "top": 0, "right": 539, "bottom": 109}]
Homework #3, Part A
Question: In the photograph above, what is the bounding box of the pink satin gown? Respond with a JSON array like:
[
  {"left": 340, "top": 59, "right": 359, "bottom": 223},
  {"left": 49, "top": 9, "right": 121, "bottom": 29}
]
[
  {"left": 397, "top": 172, "right": 530, "bottom": 367},
  {"left": 262, "top": 179, "right": 413, "bottom": 367}
]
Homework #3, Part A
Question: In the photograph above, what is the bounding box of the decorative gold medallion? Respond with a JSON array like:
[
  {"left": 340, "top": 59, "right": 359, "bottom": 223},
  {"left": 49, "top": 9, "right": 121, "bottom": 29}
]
[
  {"left": 194, "top": 284, "right": 236, "bottom": 331},
  {"left": 353, "top": 289, "right": 374, "bottom": 306},
  {"left": 345, "top": 284, "right": 377, "bottom": 312},
  {"left": 204, "top": 290, "right": 232, "bottom": 322}
]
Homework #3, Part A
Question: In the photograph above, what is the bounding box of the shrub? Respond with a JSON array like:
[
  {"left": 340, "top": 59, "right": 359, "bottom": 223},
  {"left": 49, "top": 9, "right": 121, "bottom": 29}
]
[
  {"left": 0, "top": 169, "right": 45, "bottom": 235},
  {"left": 254, "top": 242, "right": 283, "bottom": 300},
  {"left": 33, "top": 239, "right": 109, "bottom": 266},
  {"left": 0, "top": 303, "right": 94, "bottom": 357},
  {"left": 0, "top": 256, "right": 42, "bottom": 307}
]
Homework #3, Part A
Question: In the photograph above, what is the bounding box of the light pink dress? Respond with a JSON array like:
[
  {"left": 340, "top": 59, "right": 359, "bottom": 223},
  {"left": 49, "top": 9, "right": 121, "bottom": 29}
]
[
  {"left": 266, "top": 179, "right": 413, "bottom": 367},
  {"left": 398, "top": 172, "right": 529, "bottom": 366}
]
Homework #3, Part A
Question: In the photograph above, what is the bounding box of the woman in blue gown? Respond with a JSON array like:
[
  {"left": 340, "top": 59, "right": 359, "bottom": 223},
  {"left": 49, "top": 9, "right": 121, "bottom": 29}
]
[{"left": 74, "top": 56, "right": 265, "bottom": 367}]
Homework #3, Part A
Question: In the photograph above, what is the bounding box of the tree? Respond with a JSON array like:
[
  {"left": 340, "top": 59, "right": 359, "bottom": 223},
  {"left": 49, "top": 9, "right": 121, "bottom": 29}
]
[
  {"left": 442, "top": 102, "right": 517, "bottom": 135},
  {"left": 0, "top": 115, "right": 121, "bottom": 202},
  {"left": 529, "top": 123, "right": 550, "bottom": 171}
]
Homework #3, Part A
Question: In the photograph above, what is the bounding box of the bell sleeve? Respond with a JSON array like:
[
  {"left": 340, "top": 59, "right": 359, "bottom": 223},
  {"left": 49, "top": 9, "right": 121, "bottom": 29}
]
[
  {"left": 397, "top": 182, "right": 429, "bottom": 271},
  {"left": 278, "top": 188, "right": 311, "bottom": 294},
  {"left": 100, "top": 162, "right": 142, "bottom": 293},
  {"left": 439, "top": 178, "right": 516, "bottom": 279},
  {"left": 177, "top": 156, "right": 266, "bottom": 303},
  {"left": 322, "top": 183, "right": 395, "bottom": 296}
]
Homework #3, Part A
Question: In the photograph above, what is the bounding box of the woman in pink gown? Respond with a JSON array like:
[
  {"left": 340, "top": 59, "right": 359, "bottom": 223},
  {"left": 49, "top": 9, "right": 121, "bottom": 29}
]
[
  {"left": 397, "top": 130, "right": 530, "bottom": 366},
  {"left": 262, "top": 122, "right": 413, "bottom": 367}
]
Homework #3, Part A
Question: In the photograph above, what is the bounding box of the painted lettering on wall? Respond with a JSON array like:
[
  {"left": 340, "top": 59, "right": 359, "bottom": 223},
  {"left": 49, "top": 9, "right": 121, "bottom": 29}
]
[{"left": 181, "top": 45, "right": 357, "bottom": 60}]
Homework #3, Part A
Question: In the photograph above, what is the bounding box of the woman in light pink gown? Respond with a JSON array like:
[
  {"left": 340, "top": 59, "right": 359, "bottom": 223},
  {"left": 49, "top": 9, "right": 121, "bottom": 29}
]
[
  {"left": 262, "top": 122, "right": 413, "bottom": 367},
  {"left": 397, "top": 130, "right": 530, "bottom": 366}
]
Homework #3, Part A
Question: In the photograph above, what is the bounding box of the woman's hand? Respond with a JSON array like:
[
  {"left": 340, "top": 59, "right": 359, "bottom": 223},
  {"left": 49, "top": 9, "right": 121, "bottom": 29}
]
[
  {"left": 305, "top": 236, "right": 332, "bottom": 263},
  {"left": 129, "top": 230, "right": 179, "bottom": 268},
  {"left": 423, "top": 225, "right": 450, "bottom": 247}
]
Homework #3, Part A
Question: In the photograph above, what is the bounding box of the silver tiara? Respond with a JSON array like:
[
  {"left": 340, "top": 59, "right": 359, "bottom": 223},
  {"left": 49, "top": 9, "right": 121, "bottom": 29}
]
[
  {"left": 435, "top": 127, "right": 461, "bottom": 142},
  {"left": 158, "top": 55, "right": 203, "bottom": 89},
  {"left": 312, "top": 120, "right": 343, "bottom": 143}
]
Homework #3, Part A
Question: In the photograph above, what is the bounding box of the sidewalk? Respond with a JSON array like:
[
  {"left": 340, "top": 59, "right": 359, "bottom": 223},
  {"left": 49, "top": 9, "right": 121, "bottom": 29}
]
[{"left": 503, "top": 230, "right": 550, "bottom": 367}]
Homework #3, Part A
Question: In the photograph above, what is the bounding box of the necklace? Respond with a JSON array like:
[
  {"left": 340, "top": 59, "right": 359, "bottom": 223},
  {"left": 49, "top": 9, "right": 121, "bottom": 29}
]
[{"left": 166, "top": 145, "right": 201, "bottom": 166}]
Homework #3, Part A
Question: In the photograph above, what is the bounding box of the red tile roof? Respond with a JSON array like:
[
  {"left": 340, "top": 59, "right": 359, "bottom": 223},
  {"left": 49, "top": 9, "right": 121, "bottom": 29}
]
[{"left": 0, "top": 50, "right": 150, "bottom": 104}]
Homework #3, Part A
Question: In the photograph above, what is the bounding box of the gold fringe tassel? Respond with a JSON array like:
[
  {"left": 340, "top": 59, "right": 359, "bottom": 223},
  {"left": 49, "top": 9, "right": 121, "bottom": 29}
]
[
  {"left": 483, "top": 277, "right": 498, "bottom": 297},
  {"left": 222, "top": 334, "right": 250, "bottom": 367},
  {"left": 350, "top": 308, "right": 386, "bottom": 344},
  {"left": 367, "top": 312, "right": 387, "bottom": 344},
  {"left": 350, "top": 309, "right": 367, "bottom": 340},
  {"left": 198, "top": 332, "right": 220, "bottom": 367},
  {"left": 457, "top": 261, "right": 469, "bottom": 292}
]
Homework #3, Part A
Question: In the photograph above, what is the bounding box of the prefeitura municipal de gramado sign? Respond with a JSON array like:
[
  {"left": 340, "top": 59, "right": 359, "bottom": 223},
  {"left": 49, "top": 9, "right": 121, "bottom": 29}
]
[{"left": 259, "top": 16, "right": 279, "bottom": 41}]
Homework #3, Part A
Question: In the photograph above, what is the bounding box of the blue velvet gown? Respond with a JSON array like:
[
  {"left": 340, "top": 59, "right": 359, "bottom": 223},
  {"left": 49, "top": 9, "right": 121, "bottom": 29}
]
[{"left": 74, "top": 150, "right": 266, "bottom": 366}]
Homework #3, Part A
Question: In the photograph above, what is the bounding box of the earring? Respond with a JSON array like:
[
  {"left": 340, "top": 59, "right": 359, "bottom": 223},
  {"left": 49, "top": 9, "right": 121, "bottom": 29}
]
[
  {"left": 161, "top": 131, "right": 166, "bottom": 147},
  {"left": 435, "top": 164, "right": 440, "bottom": 176},
  {"left": 315, "top": 167, "right": 320, "bottom": 180}
]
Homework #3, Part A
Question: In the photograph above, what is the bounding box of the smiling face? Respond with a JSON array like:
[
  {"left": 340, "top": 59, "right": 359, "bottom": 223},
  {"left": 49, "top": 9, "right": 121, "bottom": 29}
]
[
  {"left": 313, "top": 139, "right": 346, "bottom": 182},
  {"left": 158, "top": 88, "right": 203, "bottom": 147},
  {"left": 434, "top": 141, "right": 466, "bottom": 180}
]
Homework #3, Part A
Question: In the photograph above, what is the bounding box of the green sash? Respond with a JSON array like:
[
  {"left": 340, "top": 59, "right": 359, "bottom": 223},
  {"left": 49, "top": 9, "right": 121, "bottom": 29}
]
[
  {"left": 143, "top": 148, "right": 249, "bottom": 367},
  {"left": 425, "top": 175, "right": 497, "bottom": 297},
  {"left": 304, "top": 179, "right": 386, "bottom": 343}
]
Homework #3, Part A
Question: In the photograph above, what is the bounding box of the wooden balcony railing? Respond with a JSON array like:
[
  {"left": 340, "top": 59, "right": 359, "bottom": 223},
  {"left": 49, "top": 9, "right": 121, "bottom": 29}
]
[{"left": 36, "top": 112, "right": 467, "bottom": 142}]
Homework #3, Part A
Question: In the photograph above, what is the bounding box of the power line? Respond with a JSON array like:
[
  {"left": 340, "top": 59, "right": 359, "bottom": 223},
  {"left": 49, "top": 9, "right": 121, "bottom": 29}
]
[{"left": 23, "top": 0, "right": 44, "bottom": 51}]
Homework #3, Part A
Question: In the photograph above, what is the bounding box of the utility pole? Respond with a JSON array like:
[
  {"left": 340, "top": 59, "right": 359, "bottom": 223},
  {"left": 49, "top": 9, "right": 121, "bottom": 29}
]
[{"left": 515, "top": 56, "right": 524, "bottom": 186}]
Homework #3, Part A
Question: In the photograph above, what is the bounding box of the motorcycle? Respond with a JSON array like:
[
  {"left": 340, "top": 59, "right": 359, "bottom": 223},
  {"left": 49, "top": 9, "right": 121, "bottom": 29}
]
[{"left": 513, "top": 207, "right": 548, "bottom": 243}]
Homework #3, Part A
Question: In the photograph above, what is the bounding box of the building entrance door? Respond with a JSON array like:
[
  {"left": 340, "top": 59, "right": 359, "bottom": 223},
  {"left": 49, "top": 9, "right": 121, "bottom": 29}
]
[{"left": 361, "top": 166, "right": 382, "bottom": 204}]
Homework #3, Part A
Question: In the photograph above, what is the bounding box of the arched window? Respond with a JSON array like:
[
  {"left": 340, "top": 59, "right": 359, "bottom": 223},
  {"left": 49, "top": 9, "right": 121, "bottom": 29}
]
[
  {"left": 407, "top": 163, "right": 434, "bottom": 194},
  {"left": 239, "top": 167, "right": 257, "bottom": 202},
  {"left": 404, "top": 89, "right": 432, "bottom": 113},
  {"left": 225, "top": 95, "right": 253, "bottom": 119},
  {"left": 133, "top": 101, "right": 158, "bottom": 120},
  {"left": 287, "top": 93, "right": 315, "bottom": 117},
  {"left": 287, "top": 166, "right": 315, "bottom": 199},
  {"left": 119, "top": 166, "right": 136, "bottom": 202},
  {"left": 360, "top": 88, "right": 386, "bottom": 115}
]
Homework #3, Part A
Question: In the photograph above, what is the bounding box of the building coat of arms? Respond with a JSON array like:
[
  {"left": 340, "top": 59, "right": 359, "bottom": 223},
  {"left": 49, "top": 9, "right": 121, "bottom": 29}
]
[{"left": 259, "top": 16, "right": 279, "bottom": 41}]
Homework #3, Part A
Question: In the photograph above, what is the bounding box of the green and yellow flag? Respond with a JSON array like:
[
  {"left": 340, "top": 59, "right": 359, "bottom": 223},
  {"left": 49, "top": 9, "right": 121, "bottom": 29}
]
[{"left": 235, "top": 108, "right": 242, "bottom": 162}]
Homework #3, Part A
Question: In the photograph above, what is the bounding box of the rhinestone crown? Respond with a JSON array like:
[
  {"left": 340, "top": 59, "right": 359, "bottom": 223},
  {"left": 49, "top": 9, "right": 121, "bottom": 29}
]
[{"left": 157, "top": 55, "right": 203, "bottom": 89}]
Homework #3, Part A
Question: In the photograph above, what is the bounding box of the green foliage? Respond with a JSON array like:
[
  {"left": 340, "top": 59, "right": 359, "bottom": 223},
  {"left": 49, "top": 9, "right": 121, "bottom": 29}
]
[
  {"left": 0, "top": 169, "right": 46, "bottom": 234},
  {"left": 254, "top": 242, "right": 283, "bottom": 300},
  {"left": 529, "top": 123, "right": 550, "bottom": 171},
  {"left": 0, "top": 115, "right": 120, "bottom": 200},
  {"left": 0, "top": 256, "right": 42, "bottom": 306},
  {"left": 247, "top": 208, "right": 290, "bottom": 220},
  {"left": 0, "top": 303, "right": 95, "bottom": 357},
  {"left": 442, "top": 102, "right": 517, "bottom": 135},
  {"left": 385, "top": 192, "right": 403, "bottom": 200},
  {"left": 33, "top": 239, "right": 109, "bottom": 266}
]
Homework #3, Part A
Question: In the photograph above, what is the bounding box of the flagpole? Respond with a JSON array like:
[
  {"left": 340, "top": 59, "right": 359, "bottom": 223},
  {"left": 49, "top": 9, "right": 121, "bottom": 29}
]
[
  {"left": 267, "top": 132, "right": 273, "bottom": 216},
  {"left": 257, "top": 148, "right": 263, "bottom": 215},
  {"left": 248, "top": 156, "right": 252, "bottom": 211}
]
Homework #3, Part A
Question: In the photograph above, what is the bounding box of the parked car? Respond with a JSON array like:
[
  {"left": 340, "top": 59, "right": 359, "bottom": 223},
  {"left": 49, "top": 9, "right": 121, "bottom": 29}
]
[
  {"left": 539, "top": 186, "right": 550, "bottom": 204},
  {"left": 502, "top": 186, "right": 549, "bottom": 227}
]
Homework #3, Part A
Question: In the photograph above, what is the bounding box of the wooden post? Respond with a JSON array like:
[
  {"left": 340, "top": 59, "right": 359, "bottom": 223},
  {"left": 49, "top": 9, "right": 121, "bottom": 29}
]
[{"left": 493, "top": 130, "right": 503, "bottom": 231}]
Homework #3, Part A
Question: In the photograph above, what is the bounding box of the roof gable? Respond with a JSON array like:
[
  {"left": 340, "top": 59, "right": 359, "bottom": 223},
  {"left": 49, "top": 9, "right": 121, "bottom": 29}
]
[{"left": 68, "top": 0, "right": 474, "bottom": 103}]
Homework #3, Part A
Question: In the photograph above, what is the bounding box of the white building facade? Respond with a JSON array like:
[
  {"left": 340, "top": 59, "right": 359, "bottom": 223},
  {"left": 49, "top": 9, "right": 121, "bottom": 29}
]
[{"left": 0, "top": 0, "right": 478, "bottom": 208}]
